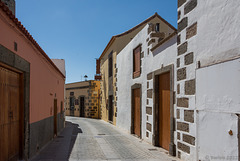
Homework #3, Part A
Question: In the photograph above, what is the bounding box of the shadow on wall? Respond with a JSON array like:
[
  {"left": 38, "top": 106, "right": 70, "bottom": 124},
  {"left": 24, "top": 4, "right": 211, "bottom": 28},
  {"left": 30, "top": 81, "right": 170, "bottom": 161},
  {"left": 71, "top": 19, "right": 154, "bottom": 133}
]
[
  {"left": 30, "top": 121, "right": 83, "bottom": 161},
  {"left": 152, "top": 36, "right": 176, "bottom": 57}
]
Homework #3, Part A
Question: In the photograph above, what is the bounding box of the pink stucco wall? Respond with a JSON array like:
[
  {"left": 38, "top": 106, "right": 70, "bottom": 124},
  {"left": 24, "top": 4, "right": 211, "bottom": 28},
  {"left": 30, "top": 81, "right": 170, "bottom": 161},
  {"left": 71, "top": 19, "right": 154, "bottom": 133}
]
[{"left": 0, "top": 9, "right": 65, "bottom": 124}]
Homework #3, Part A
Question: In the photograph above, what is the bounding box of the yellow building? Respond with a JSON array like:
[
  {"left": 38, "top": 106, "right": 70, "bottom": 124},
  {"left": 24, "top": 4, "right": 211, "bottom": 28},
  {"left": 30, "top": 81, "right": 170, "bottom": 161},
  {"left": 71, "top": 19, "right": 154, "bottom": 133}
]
[
  {"left": 98, "top": 13, "right": 176, "bottom": 125},
  {"left": 65, "top": 80, "right": 100, "bottom": 118}
]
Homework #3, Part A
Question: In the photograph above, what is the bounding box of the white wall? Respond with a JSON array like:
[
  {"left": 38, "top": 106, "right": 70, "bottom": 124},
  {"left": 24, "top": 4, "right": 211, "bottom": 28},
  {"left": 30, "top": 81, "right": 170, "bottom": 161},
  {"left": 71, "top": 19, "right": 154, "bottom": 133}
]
[
  {"left": 196, "top": 58, "right": 240, "bottom": 160},
  {"left": 183, "top": 0, "right": 240, "bottom": 65},
  {"left": 117, "top": 24, "right": 177, "bottom": 143},
  {"left": 177, "top": 0, "right": 240, "bottom": 160}
]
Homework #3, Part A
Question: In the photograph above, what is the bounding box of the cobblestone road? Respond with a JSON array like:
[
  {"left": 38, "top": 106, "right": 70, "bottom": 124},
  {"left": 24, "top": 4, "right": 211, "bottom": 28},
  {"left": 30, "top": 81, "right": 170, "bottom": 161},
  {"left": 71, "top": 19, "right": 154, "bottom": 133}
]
[{"left": 67, "top": 117, "right": 179, "bottom": 161}]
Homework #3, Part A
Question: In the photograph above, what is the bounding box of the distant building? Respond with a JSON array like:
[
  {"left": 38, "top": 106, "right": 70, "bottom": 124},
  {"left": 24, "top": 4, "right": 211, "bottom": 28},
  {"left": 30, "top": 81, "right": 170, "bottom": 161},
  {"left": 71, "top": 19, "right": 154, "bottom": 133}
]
[
  {"left": 65, "top": 80, "right": 100, "bottom": 119},
  {"left": 0, "top": 1, "right": 65, "bottom": 160}
]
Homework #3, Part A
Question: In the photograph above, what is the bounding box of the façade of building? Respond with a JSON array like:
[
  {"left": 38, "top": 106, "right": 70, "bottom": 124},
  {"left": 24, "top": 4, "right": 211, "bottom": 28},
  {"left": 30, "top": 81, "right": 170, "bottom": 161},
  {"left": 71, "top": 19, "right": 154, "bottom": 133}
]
[
  {"left": 97, "top": 13, "right": 176, "bottom": 125},
  {"left": 0, "top": 1, "right": 65, "bottom": 160},
  {"left": 176, "top": 0, "right": 240, "bottom": 160},
  {"left": 116, "top": 19, "right": 177, "bottom": 155},
  {"left": 65, "top": 80, "right": 100, "bottom": 119}
]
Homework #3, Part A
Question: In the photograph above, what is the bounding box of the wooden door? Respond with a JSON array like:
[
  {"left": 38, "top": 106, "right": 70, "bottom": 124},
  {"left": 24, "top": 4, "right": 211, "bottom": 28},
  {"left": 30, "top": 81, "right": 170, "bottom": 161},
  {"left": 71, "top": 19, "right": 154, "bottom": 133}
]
[
  {"left": 70, "top": 97, "right": 74, "bottom": 116},
  {"left": 0, "top": 66, "right": 22, "bottom": 161},
  {"left": 158, "top": 72, "right": 170, "bottom": 151},
  {"left": 80, "top": 97, "right": 85, "bottom": 117},
  {"left": 108, "top": 95, "right": 113, "bottom": 122},
  {"left": 133, "top": 88, "right": 141, "bottom": 137},
  {"left": 54, "top": 99, "right": 57, "bottom": 136}
]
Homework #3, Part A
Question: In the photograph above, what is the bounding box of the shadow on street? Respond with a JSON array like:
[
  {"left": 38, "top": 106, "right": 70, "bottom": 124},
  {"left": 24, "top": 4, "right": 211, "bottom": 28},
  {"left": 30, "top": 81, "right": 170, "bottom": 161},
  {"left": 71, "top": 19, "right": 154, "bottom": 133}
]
[
  {"left": 67, "top": 121, "right": 83, "bottom": 159},
  {"left": 30, "top": 120, "right": 83, "bottom": 161}
]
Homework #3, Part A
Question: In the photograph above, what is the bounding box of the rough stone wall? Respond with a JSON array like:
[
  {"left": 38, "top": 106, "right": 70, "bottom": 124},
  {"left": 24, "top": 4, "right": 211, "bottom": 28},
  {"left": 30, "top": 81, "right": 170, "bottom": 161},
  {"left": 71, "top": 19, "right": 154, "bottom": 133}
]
[
  {"left": 86, "top": 80, "right": 101, "bottom": 118},
  {"left": 177, "top": 0, "right": 197, "bottom": 160}
]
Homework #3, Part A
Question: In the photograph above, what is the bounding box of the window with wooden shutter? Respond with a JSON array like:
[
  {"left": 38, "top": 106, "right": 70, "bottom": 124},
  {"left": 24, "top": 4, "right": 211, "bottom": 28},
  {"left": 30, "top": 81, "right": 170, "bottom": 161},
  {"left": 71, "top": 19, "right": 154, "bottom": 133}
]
[{"left": 133, "top": 45, "right": 141, "bottom": 78}]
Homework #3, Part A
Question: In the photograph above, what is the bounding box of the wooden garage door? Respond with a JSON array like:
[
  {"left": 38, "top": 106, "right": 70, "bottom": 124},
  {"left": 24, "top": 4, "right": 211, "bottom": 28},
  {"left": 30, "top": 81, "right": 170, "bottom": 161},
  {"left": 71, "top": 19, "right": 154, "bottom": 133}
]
[
  {"left": 133, "top": 88, "right": 141, "bottom": 137},
  {"left": 0, "top": 66, "right": 21, "bottom": 161},
  {"left": 158, "top": 72, "right": 170, "bottom": 151}
]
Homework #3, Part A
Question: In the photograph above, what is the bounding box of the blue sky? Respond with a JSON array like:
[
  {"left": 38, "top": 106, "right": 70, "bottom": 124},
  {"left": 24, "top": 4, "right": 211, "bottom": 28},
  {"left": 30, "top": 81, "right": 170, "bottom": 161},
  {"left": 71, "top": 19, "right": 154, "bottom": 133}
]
[{"left": 16, "top": 0, "right": 177, "bottom": 83}]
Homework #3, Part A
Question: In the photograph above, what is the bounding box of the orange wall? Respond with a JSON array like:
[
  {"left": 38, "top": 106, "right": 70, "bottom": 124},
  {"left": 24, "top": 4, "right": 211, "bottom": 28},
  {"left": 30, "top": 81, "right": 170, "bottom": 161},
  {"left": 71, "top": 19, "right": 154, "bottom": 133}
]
[{"left": 0, "top": 10, "right": 65, "bottom": 123}]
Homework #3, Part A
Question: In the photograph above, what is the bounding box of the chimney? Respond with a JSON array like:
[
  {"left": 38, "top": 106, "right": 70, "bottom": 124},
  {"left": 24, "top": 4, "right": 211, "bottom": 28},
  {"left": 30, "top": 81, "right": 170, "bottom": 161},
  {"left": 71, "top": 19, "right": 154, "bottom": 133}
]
[{"left": 2, "top": 0, "right": 15, "bottom": 15}]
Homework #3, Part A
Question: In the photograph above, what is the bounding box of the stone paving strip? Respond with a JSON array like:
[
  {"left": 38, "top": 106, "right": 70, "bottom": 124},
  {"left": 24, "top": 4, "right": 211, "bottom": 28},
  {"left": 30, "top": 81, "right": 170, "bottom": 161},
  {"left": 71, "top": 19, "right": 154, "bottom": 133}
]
[{"left": 68, "top": 117, "right": 180, "bottom": 161}]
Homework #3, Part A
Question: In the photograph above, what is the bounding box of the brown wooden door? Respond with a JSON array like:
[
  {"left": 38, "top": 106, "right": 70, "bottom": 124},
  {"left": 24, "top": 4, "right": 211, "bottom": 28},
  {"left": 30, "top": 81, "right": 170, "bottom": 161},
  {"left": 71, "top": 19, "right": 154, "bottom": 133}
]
[
  {"left": 108, "top": 95, "right": 113, "bottom": 122},
  {"left": 158, "top": 72, "right": 171, "bottom": 151},
  {"left": 133, "top": 88, "right": 141, "bottom": 137},
  {"left": 54, "top": 99, "right": 57, "bottom": 136},
  {"left": 0, "top": 66, "right": 21, "bottom": 161},
  {"left": 80, "top": 97, "right": 85, "bottom": 117}
]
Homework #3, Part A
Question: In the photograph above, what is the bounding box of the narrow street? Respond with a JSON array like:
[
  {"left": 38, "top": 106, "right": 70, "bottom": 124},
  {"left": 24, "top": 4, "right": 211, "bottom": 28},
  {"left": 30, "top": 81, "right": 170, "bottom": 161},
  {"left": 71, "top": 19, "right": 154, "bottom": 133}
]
[{"left": 31, "top": 116, "right": 179, "bottom": 161}]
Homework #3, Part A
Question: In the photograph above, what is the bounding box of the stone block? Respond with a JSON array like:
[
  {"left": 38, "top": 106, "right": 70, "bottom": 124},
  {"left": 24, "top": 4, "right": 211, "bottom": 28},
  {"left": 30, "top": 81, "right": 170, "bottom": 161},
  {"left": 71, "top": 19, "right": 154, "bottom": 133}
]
[
  {"left": 177, "top": 109, "right": 180, "bottom": 119},
  {"left": 178, "top": 10, "right": 181, "bottom": 20},
  {"left": 146, "top": 106, "right": 152, "bottom": 115},
  {"left": 177, "top": 58, "right": 180, "bottom": 68},
  {"left": 147, "top": 89, "right": 153, "bottom": 98},
  {"left": 148, "top": 39, "right": 156, "bottom": 46},
  {"left": 186, "top": 22, "right": 197, "bottom": 39},
  {"left": 178, "top": 151, "right": 181, "bottom": 159},
  {"left": 146, "top": 123, "right": 152, "bottom": 132},
  {"left": 178, "top": 42, "right": 187, "bottom": 56},
  {"left": 177, "top": 122, "right": 189, "bottom": 132},
  {"left": 178, "top": 17, "right": 188, "bottom": 33},
  {"left": 177, "top": 67, "right": 186, "bottom": 81},
  {"left": 184, "top": 110, "right": 194, "bottom": 123},
  {"left": 148, "top": 24, "right": 154, "bottom": 34},
  {"left": 177, "top": 97, "right": 189, "bottom": 108},
  {"left": 150, "top": 32, "right": 165, "bottom": 38},
  {"left": 178, "top": 0, "right": 186, "bottom": 8},
  {"left": 185, "top": 79, "right": 195, "bottom": 95},
  {"left": 183, "top": 134, "right": 195, "bottom": 145},
  {"left": 177, "top": 34, "right": 181, "bottom": 45},
  {"left": 177, "top": 132, "right": 181, "bottom": 140},
  {"left": 177, "top": 84, "right": 180, "bottom": 94},
  {"left": 177, "top": 142, "right": 190, "bottom": 154},
  {"left": 184, "top": 52, "right": 194, "bottom": 65},
  {"left": 147, "top": 72, "right": 152, "bottom": 80},
  {"left": 184, "top": 0, "right": 197, "bottom": 15}
]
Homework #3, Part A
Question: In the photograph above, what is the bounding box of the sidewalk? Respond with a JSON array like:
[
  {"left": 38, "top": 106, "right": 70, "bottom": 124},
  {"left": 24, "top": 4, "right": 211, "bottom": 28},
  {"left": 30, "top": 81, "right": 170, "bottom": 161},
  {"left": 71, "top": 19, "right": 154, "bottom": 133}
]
[{"left": 30, "top": 121, "right": 79, "bottom": 161}]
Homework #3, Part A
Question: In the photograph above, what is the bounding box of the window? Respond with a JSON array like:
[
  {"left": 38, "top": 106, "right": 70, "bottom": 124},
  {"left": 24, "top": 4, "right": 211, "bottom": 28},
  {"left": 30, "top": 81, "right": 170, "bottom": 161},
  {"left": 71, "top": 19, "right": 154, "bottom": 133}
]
[
  {"left": 133, "top": 45, "right": 141, "bottom": 78},
  {"left": 155, "top": 23, "right": 160, "bottom": 32},
  {"left": 108, "top": 52, "right": 113, "bottom": 77}
]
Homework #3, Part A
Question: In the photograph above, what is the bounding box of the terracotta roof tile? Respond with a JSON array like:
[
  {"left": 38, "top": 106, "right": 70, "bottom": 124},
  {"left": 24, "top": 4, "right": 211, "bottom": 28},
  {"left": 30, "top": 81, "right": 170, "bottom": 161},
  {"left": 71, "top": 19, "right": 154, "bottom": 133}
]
[{"left": 0, "top": 0, "right": 65, "bottom": 78}]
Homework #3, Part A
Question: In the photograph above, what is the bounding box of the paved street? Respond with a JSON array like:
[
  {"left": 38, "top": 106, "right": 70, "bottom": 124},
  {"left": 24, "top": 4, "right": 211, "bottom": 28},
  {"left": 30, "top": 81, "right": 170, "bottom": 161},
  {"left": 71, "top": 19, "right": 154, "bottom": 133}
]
[{"left": 31, "top": 116, "right": 179, "bottom": 161}]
